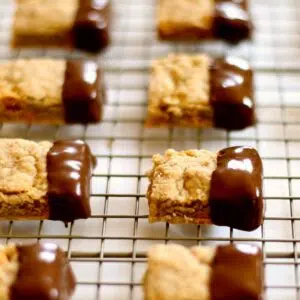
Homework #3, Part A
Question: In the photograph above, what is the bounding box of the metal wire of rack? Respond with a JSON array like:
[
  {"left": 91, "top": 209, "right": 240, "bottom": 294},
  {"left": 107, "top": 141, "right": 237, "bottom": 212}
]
[{"left": 0, "top": 0, "right": 300, "bottom": 299}]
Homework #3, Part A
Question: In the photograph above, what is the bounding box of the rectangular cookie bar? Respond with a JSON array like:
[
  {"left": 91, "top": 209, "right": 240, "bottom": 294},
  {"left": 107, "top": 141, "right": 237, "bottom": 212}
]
[
  {"left": 158, "top": 0, "right": 252, "bottom": 43},
  {"left": 146, "top": 146, "right": 263, "bottom": 231},
  {"left": 0, "top": 242, "right": 75, "bottom": 299},
  {"left": 144, "top": 243, "right": 263, "bottom": 300},
  {"left": 0, "top": 59, "right": 105, "bottom": 124},
  {"left": 0, "top": 139, "right": 95, "bottom": 222},
  {"left": 12, "top": 0, "right": 110, "bottom": 53},
  {"left": 146, "top": 54, "right": 254, "bottom": 130}
]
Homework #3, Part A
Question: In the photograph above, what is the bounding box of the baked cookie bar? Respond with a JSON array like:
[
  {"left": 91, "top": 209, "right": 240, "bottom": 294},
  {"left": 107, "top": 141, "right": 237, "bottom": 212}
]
[
  {"left": 12, "top": 0, "right": 110, "bottom": 53},
  {"left": 0, "top": 139, "right": 95, "bottom": 222},
  {"left": 0, "top": 59, "right": 105, "bottom": 124},
  {"left": 146, "top": 54, "right": 254, "bottom": 130},
  {"left": 158, "top": 0, "right": 252, "bottom": 43},
  {"left": 144, "top": 243, "right": 263, "bottom": 300},
  {"left": 146, "top": 146, "right": 263, "bottom": 231},
  {"left": 0, "top": 242, "right": 75, "bottom": 299}
]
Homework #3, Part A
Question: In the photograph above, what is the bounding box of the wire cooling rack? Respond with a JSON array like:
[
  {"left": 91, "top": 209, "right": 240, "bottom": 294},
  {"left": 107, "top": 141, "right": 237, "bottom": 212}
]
[{"left": 1, "top": 0, "right": 300, "bottom": 299}]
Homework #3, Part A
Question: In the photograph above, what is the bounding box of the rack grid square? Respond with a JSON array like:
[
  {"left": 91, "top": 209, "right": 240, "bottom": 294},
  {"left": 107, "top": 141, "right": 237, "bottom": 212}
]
[{"left": 1, "top": 0, "right": 300, "bottom": 299}]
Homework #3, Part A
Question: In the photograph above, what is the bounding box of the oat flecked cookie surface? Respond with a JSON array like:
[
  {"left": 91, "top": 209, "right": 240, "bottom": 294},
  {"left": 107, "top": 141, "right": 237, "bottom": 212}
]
[
  {"left": 157, "top": 0, "right": 215, "bottom": 39},
  {"left": 0, "top": 59, "right": 65, "bottom": 106},
  {"left": 144, "top": 244, "right": 215, "bottom": 300},
  {"left": 0, "top": 244, "right": 19, "bottom": 300},
  {"left": 13, "top": 0, "right": 79, "bottom": 46},
  {"left": 0, "top": 59, "right": 66, "bottom": 123},
  {"left": 146, "top": 149, "right": 217, "bottom": 223},
  {"left": 0, "top": 139, "right": 52, "bottom": 219},
  {"left": 146, "top": 54, "right": 213, "bottom": 127}
]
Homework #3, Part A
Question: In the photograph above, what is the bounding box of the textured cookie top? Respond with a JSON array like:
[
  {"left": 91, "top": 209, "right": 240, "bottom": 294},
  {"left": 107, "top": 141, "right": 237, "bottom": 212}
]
[
  {"left": 158, "top": 0, "right": 214, "bottom": 34},
  {"left": 144, "top": 244, "right": 215, "bottom": 300},
  {"left": 148, "top": 54, "right": 211, "bottom": 118},
  {"left": 0, "top": 244, "right": 19, "bottom": 300},
  {"left": 147, "top": 149, "right": 217, "bottom": 205},
  {"left": 0, "top": 59, "right": 66, "bottom": 107},
  {"left": 0, "top": 139, "right": 52, "bottom": 204},
  {"left": 14, "top": 0, "right": 78, "bottom": 36}
]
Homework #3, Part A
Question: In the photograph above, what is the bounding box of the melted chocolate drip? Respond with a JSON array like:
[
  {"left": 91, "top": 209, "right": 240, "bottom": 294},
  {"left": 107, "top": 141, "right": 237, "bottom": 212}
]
[
  {"left": 47, "top": 140, "right": 95, "bottom": 222},
  {"left": 72, "top": 0, "right": 110, "bottom": 52},
  {"left": 210, "top": 244, "right": 263, "bottom": 300},
  {"left": 210, "top": 56, "right": 255, "bottom": 130},
  {"left": 213, "top": 0, "right": 252, "bottom": 43},
  {"left": 62, "top": 60, "right": 105, "bottom": 124},
  {"left": 11, "top": 243, "right": 75, "bottom": 300},
  {"left": 209, "top": 146, "right": 263, "bottom": 231}
]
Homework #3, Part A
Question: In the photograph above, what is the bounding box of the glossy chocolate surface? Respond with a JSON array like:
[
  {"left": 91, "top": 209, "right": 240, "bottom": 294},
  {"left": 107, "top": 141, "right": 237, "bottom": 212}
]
[
  {"left": 213, "top": 0, "right": 252, "bottom": 43},
  {"left": 47, "top": 140, "right": 95, "bottom": 222},
  {"left": 11, "top": 243, "right": 75, "bottom": 300},
  {"left": 62, "top": 60, "right": 104, "bottom": 124},
  {"left": 210, "top": 56, "right": 255, "bottom": 130},
  {"left": 73, "top": 0, "right": 110, "bottom": 52},
  {"left": 209, "top": 146, "right": 263, "bottom": 231},
  {"left": 211, "top": 244, "right": 263, "bottom": 300}
]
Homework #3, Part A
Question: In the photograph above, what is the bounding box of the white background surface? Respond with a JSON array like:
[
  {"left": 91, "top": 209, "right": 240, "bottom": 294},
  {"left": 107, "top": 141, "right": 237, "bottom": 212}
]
[{"left": 0, "top": 0, "right": 300, "bottom": 299}]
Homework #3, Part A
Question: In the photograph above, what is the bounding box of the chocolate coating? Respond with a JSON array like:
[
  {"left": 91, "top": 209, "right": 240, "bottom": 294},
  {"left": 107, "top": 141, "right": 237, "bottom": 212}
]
[
  {"left": 11, "top": 243, "right": 75, "bottom": 300},
  {"left": 211, "top": 244, "right": 263, "bottom": 300},
  {"left": 62, "top": 60, "right": 105, "bottom": 124},
  {"left": 210, "top": 56, "right": 255, "bottom": 130},
  {"left": 47, "top": 140, "right": 95, "bottom": 222},
  {"left": 213, "top": 0, "right": 252, "bottom": 43},
  {"left": 72, "top": 0, "right": 110, "bottom": 52},
  {"left": 209, "top": 146, "right": 263, "bottom": 231}
]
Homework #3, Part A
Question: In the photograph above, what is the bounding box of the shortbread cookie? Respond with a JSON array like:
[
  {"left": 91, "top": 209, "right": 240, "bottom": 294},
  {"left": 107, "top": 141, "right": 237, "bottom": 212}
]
[
  {"left": 157, "top": 0, "right": 252, "bottom": 43},
  {"left": 146, "top": 146, "right": 263, "bottom": 231},
  {"left": 12, "top": 0, "right": 110, "bottom": 52},
  {"left": 144, "top": 243, "right": 263, "bottom": 300},
  {"left": 0, "top": 59, "right": 105, "bottom": 124},
  {"left": 0, "top": 242, "right": 75, "bottom": 299},
  {"left": 146, "top": 54, "right": 254, "bottom": 130},
  {"left": 0, "top": 139, "right": 95, "bottom": 222}
]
